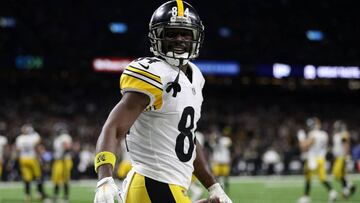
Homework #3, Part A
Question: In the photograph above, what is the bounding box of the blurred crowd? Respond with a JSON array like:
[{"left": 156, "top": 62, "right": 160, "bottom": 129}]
[{"left": 1, "top": 70, "right": 360, "bottom": 182}]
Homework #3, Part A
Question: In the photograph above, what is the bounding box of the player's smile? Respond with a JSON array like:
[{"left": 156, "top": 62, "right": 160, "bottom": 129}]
[
  {"left": 172, "top": 43, "right": 188, "bottom": 54},
  {"left": 163, "top": 28, "right": 193, "bottom": 54}
]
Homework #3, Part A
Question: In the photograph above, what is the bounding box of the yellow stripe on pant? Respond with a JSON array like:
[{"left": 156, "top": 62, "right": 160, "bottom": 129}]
[{"left": 125, "top": 173, "right": 192, "bottom": 203}]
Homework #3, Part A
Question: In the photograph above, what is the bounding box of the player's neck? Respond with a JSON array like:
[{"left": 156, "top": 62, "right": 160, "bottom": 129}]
[{"left": 180, "top": 64, "right": 188, "bottom": 74}]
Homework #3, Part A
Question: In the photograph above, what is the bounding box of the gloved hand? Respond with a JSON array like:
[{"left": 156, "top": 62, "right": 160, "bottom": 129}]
[
  {"left": 208, "top": 183, "right": 233, "bottom": 203},
  {"left": 94, "top": 177, "right": 123, "bottom": 203}
]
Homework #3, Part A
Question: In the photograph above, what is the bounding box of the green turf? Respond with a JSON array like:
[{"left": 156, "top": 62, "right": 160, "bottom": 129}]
[{"left": 0, "top": 175, "right": 359, "bottom": 203}]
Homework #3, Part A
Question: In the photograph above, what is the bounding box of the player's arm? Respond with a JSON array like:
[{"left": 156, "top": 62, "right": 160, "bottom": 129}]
[
  {"left": 96, "top": 92, "right": 149, "bottom": 179},
  {"left": 297, "top": 131, "right": 314, "bottom": 152},
  {"left": 298, "top": 138, "right": 314, "bottom": 152},
  {"left": 342, "top": 133, "right": 351, "bottom": 156},
  {"left": 35, "top": 138, "right": 44, "bottom": 157},
  {"left": 193, "top": 139, "right": 216, "bottom": 188},
  {"left": 193, "top": 139, "right": 232, "bottom": 203},
  {"left": 94, "top": 92, "right": 148, "bottom": 203}
]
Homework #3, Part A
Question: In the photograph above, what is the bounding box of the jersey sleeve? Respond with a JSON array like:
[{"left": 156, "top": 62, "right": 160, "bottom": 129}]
[{"left": 120, "top": 60, "right": 163, "bottom": 110}]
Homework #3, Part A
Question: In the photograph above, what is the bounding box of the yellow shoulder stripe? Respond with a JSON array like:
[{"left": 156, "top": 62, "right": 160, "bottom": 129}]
[
  {"left": 176, "top": 0, "right": 184, "bottom": 17},
  {"left": 122, "top": 73, "right": 162, "bottom": 91},
  {"left": 127, "top": 66, "right": 162, "bottom": 84},
  {"left": 120, "top": 74, "right": 163, "bottom": 109}
]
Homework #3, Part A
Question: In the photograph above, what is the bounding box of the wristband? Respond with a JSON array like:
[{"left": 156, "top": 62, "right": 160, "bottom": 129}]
[
  {"left": 94, "top": 151, "right": 116, "bottom": 173},
  {"left": 208, "top": 183, "right": 223, "bottom": 193}
]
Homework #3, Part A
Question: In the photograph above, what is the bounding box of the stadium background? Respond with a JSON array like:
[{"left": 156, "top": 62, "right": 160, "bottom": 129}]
[{"left": 1, "top": 0, "right": 360, "bottom": 202}]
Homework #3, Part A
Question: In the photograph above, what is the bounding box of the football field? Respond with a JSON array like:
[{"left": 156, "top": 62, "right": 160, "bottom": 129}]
[{"left": 0, "top": 175, "right": 359, "bottom": 203}]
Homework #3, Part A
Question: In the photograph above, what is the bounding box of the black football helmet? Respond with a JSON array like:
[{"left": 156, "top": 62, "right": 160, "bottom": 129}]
[
  {"left": 149, "top": 0, "right": 204, "bottom": 67},
  {"left": 333, "top": 120, "right": 347, "bottom": 132},
  {"left": 306, "top": 117, "right": 321, "bottom": 130}
]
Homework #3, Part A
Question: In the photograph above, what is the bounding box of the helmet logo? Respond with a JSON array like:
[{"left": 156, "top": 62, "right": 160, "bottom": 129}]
[
  {"left": 171, "top": 6, "right": 190, "bottom": 22},
  {"left": 192, "top": 87, "right": 196, "bottom": 95}
]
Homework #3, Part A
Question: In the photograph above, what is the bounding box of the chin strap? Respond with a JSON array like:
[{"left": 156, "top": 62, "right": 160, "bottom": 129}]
[
  {"left": 166, "top": 68, "right": 181, "bottom": 97},
  {"left": 166, "top": 59, "right": 184, "bottom": 97}
]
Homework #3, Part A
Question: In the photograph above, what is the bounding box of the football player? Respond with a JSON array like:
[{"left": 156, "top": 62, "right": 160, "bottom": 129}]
[
  {"left": 211, "top": 133, "right": 232, "bottom": 192},
  {"left": 189, "top": 131, "right": 206, "bottom": 201},
  {"left": 93, "top": 1, "right": 232, "bottom": 203},
  {"left": 331, "top": 120, "right": 356, "bottom": 198},
  {"left": 297, "top": 118, "right": 337, "bottom": 203},
  {"left": 0, "top": 134, "right": 7, "bottom": 179},
  {"left": 51, "top": 129, "right": 73, "bottom": 202},
  {"left": 15, "top": 124, "right": 47, "bottom": 202}
]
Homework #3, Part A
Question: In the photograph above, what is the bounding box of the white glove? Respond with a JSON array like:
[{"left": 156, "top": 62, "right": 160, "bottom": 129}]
[
  {"left": 94, "top": 177, "right": 123, "bottom": 203},
  {"left": 208, "top": 183, "right": 233, "bottom": 203}
]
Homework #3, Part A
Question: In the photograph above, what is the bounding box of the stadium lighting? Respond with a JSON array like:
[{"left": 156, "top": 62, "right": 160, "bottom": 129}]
[
  {"left": 15, "top": 55, "right": 43, "bottom": 69},
  {"left": 0, "top": 16, "right": 16, "bottom": 28},
  {"left": 93, "top": 58, "right": 132, "bottom": 72},
  {"left": 273, "top": 63, "right": 291, "bottom": 78},
  {"left": 306, "top": 30, "right": 324, "bottom": 41},
  {"left": 304, "top": 65, "right": 316, "bottom": 79},
  {"left": 193, "top": 60, "right": 240, "bottom": 76},
  {"left": 218, "top": 27, "right": 232, "bottom": 38},
  {"left": 109, "top": 22, "right": 128, "bottom": 34}
]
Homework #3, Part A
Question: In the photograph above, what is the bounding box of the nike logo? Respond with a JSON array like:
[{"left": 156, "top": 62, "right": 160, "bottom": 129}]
[{"left": 138, "top": 62, "right": 149, "bottom": 69}]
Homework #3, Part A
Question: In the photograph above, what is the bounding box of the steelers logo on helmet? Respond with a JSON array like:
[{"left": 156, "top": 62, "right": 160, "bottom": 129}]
[{"left": 149, "top": 0, "right": 204, "bottom": 67}]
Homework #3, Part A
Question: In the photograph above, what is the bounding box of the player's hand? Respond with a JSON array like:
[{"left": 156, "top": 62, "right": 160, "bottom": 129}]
[
  {"left": 94, "top": 177, "right": 123, "bottom": 203},
  {"left": 208, "top": 183, "right": 233, "bottom": 203}
]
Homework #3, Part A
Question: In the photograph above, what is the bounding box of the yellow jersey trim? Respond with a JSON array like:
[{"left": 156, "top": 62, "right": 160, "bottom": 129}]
[
  {"left": 120, "top": 74, "right": 163, "bottom": 110},
  {"left": 127, "top": 66, "right": 161, "bottom": 84}
]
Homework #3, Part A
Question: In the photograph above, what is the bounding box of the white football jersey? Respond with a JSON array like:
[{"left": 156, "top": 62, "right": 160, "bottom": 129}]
[
  {"left": 307, "top": 129, "right": 328, "bottom": 159},
  {"left": 0, "top": 135, "right": 7, "bottom": 161},
  {"left": 212, "top": 136, "right": 232, "bottom": 164},
  {"left": 16, "top": 132, "right": 40, "bottom": 158},
  {"left": 195, "top": 131, "right": 205, "bottom": 146},
  {"left": 120, "top": 57, "right": 205, "bottom": 189},
  {"left": 332, "top": 131, "right": 349, "bottom": 157},
  {"left": 121, "top": 139, "right": 131, "bottom": 162},
  {"left": 53, "top": 133, "right": 72, "bottom": 159}
]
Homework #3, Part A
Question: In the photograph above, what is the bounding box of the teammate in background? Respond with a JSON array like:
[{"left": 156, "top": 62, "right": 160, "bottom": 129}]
[
  {"left": 116, "top": 138, "right": 132, "bottom": 180},
  {"left": 15, "top": 124, "right": 47, "bottom": 202},
  {"left": 297, "top": 117, "right": 337, "bottom": 203},
  {"left": 189, "top": 131, "right": 206, "bottom": 201},
  {"left": 331, "top": 120, "right": 356, "bottom": 198},
  {"left": 52, "top": 129, "right": 73, "bottom": 202},
  {"left": 93, "top": 1, "right": 232, "bottom": 203},
  {"left": 210, "top": 133, "right": 232, "bottom": 192},
  {"left": 0, "top": 134, "right": 7, "bottom": 180}
]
